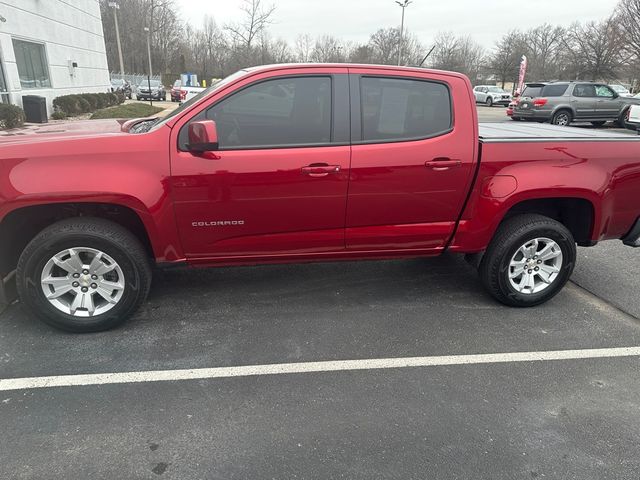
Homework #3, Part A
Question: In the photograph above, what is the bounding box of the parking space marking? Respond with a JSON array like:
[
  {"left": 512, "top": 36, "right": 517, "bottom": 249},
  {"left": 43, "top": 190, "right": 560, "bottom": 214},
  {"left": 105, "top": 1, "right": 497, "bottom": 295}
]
[{"left": 1, "top": 346, "right": 639, "bottom": 392}]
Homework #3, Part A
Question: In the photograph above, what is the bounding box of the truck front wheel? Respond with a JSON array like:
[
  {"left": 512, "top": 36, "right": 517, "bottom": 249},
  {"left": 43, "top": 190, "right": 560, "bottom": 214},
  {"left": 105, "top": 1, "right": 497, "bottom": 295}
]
[
  {"left": 479, "top": 214, "right": 576, "bottom": 307},
  {"left": 16, "top": 218, "right": 152, "bottom": 332}
]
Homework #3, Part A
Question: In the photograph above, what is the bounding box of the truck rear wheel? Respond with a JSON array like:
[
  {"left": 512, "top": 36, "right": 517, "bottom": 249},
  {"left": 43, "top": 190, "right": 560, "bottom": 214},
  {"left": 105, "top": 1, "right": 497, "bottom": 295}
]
[
  {"left": 16, "top": 218, "right": 152, "bottom": 332},
  {"left": 479, "top": 214, "right": 576, "bottom": 307}
]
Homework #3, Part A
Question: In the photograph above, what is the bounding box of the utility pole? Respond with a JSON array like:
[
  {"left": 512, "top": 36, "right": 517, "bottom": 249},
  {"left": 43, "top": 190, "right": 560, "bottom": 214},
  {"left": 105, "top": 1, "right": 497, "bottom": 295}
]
[
  {"left": 108, "top": 1, "right": 124, "bottom": 75},
  {"left": 396, "top": 0, "right": 412, "bottom": 66},
  {"left": 144, "top": 26, "right": 153, "bottom": 106}
]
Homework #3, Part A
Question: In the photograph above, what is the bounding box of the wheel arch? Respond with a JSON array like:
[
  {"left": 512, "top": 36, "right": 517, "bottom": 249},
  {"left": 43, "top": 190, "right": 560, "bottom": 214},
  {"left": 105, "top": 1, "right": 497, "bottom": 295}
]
[
  {"left": 0, "top": 201, "right": 159, "bottom": 284},
  {"left": 450, "top": 194, "right": 598, "bottom": 254}
]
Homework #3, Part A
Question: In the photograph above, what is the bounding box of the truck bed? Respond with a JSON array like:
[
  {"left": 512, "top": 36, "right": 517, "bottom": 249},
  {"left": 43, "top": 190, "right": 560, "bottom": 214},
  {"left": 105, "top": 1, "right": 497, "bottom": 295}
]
[{"left": 479, "top": 123, "right": 640, "bottom": 143}]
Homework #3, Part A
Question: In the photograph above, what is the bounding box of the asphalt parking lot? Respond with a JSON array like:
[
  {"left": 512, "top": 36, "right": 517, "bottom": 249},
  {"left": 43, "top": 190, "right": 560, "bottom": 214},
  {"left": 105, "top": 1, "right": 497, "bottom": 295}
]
[{"left": 1, "top": 109, "right": 640, "bottom": 479}]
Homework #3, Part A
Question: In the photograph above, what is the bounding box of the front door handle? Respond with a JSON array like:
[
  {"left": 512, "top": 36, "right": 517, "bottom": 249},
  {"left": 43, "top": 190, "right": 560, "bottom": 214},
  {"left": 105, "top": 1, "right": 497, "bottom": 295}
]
[
  {"left": 424, "top": 158, "right": 462, "bottom": 171},
  {"left": 301, "top": 163, "right": 341, "bottom": 177}
]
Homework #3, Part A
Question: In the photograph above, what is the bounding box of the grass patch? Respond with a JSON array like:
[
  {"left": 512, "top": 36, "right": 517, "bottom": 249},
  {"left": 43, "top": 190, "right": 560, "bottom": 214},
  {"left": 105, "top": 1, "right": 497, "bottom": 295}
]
[{"left": 90, "top": 103, "right": 164, "bottom": 120}]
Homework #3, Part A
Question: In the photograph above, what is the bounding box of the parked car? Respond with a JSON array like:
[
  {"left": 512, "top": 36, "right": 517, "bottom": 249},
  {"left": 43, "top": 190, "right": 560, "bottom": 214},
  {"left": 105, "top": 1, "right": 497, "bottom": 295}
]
[
  {"left": 2, "top": 64, "right": 640, "bottom": 332},
  {"left": 170, "top": 80, "right": 183, "bottom": 102},
  {"left": 170, "top": 79, "right": 205, "bottom": 103},
  {"left": 508, "top": 83, "right": 546, "bottom": 119},
  {"left": 473, "top": 85, "right": 512, "bottom": 107},
  {"left": 609, "top": 84, "right": 633, "bottom": 98},
  {"left": 110, "top": 78, "right": 132, "bottom": 99},
  {"left": 625, "top": 104, "right": 640, "bottom": 131},
  {"left": 511, "top": 81, "right": 640, "bottom": 126},
  {"left": 136, "top": 80, "right": 166, "bottom": 101}
]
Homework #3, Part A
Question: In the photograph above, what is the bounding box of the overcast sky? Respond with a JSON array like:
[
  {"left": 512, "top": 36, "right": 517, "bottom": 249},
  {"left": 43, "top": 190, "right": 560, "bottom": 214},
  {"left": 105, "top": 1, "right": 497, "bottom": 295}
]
[{"left": 176, "top": 0, "right": 620, "bottom": 49}]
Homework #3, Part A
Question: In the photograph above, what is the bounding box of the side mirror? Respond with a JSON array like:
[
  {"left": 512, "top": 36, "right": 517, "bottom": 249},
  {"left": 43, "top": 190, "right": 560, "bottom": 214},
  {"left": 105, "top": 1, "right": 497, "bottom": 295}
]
[{"left": 187, "top": 120, "right": 219, "bottom": 153}]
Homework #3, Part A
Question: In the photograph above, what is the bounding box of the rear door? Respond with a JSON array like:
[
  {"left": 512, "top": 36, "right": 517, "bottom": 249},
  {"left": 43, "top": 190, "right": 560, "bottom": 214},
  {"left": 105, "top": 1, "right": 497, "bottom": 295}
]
[
  {"left": 571, "top": 84, "right": 597, "bottom": 119},
  {"left": 345, "top": 69, "right": 477, "bottom": 252}
]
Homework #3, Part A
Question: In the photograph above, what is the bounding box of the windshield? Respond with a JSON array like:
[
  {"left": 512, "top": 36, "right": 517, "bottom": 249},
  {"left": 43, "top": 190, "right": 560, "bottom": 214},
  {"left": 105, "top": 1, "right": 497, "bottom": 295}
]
[
  {"left": 140, "top": 80, "right": 160, "bottom": 87},
  {"left": 611, "top": 85, "right": 629, "bottom": 93},
  {"left": 151, "top": 69, "right": 248, "bottom": 130},
  {"left": 488, "top": 87, "right": 506, "bottom": 93}
]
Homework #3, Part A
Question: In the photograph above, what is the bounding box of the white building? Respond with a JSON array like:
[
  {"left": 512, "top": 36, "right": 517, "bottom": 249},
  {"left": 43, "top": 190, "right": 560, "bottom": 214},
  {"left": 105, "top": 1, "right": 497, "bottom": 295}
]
[{"left": 0, "top": 0, "right": 110, "bottom": 113}]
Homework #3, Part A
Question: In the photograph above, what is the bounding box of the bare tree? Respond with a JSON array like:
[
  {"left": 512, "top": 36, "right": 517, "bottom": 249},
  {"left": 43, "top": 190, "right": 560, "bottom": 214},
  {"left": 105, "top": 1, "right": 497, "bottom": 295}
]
[
  {"left": 225, "top": 0, "right": 276, "bottom": 49},
  {"left": 489, "top": 30, "right": 527, "bottom": 88},
  {"left": 617, "top": 0, "right": 640, "bottom": 59},
  {"left": 294, "top": 34, "right": 314, "bottom": 62},
  {"left": 523, "top": 24, "right": 565, "bottom": 80},
  {"left": 562, "top": 18, "right": 623, "bottom": 80},
  {"left": 431, "top": 32, "right": 486, "bottom": 83},
  {"left": 367, "top": 27, "right": 423, "bottom": 65},
  {"left": 311, "top": 35, "right": 345, "bottom": 62}
]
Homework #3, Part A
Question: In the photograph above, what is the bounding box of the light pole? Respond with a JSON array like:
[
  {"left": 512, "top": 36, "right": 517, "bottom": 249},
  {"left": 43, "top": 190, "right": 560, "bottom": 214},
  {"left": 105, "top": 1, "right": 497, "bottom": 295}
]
[
  {"left": 108, "top": 1, "right": 124, "bottom": 76},
  {"left": 143, "top": 26, "right": 153, "bottom": 106},
  {"left": 395, "top": 0, "right": 412, "bottom": 66}
]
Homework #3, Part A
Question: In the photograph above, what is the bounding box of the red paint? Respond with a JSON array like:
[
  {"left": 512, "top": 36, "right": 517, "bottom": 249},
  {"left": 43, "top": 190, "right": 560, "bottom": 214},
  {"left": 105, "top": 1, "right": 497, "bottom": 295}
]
[{"left": 1, "top": 63, "right": 639, "bottom": 271}]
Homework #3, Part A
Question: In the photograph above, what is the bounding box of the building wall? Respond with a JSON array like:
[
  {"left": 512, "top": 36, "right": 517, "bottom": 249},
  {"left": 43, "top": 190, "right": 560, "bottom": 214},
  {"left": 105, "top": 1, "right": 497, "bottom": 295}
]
[{"left": 0, "top": 0, "right": 110, "bottom": 114}]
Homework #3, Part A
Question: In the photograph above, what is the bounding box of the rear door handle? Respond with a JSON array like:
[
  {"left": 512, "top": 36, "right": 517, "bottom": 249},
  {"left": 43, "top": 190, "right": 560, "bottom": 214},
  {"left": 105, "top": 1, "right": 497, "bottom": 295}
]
[
  {"left": 301, "top": 163, "right": 341, "bottom": 177},
  {"left": 424, "top": 158, "right": 462, "bottom": 171}
]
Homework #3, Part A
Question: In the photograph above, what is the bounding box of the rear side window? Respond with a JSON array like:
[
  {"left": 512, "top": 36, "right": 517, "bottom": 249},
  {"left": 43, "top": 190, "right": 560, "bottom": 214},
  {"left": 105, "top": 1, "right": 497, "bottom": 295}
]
[
  {"left": 522, "top": 86, "right": 543, "bottom": 97},
  {"left": 541, "top": 84, "right": 568, "bottom": 97},
  {"left": 360, "top": 77, "right": 451, "bottom": 142},
  {"left": 573, "top": 84, "right": 596, "bottom": 97},
  {"left": 206, "top": 76, "right": 332, "bottom": 148}
]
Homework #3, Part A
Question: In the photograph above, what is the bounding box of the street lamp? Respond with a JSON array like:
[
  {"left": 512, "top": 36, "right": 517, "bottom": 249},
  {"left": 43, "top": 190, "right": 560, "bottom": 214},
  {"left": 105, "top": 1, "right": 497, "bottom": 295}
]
[
  {"left": 143, "top": 26, "right": 153, "bottom": 106},
  {"left": 108, "top": 1, "right": 124, "bottom": 76},
  {"left": 395, "top": 0, "right": 412, "bottom": 66}
]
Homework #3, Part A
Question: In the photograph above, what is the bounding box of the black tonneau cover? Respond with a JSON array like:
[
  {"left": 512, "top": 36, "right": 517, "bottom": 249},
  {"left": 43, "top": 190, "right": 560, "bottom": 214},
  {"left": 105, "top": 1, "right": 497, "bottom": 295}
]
[{"left": 479, "top": 123, "right": 640, "bottom": 143}]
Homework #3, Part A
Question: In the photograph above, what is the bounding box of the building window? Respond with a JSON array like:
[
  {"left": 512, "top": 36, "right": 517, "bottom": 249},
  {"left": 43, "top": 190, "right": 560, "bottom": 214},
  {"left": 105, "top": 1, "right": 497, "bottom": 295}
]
[{"left": 12, "top": 39, "right": 51, "bottom": 89}]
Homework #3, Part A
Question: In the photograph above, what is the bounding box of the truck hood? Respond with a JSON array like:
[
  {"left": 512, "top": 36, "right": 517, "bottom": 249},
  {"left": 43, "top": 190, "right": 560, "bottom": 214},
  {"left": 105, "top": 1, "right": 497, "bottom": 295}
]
[
  {"left": 0, "top": 119, "right": 124, "bottom": 145},
  {"left": 0, "top": 118, "right": 156, "bottom": 146}
]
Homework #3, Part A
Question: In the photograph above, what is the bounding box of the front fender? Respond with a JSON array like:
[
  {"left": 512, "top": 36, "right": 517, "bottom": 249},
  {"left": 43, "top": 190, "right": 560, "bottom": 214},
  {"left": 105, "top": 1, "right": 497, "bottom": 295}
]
[{"left": 0, "top": 128, "right": 184, "bottom": 262}]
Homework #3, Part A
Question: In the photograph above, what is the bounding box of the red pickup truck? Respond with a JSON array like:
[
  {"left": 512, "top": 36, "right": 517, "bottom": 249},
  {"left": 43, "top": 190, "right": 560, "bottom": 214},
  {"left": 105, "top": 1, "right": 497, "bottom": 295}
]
[{"left": 2, "top": 64, "right": 640, "bottom": 332}]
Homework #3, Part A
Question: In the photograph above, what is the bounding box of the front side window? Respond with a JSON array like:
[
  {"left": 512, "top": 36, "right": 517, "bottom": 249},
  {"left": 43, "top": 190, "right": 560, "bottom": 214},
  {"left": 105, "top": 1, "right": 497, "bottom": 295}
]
[
  {"left": 360, "top": 76, "right": 451, "bottom": 142},
  {"left": 206, "top": 76, "right": 332, "bottom": 148},
  {"left": 12, "top": 39, "right": 51, "bottom": 89},
  {"left": 595, "top": 85, "right": 615, "bottom": 98}
]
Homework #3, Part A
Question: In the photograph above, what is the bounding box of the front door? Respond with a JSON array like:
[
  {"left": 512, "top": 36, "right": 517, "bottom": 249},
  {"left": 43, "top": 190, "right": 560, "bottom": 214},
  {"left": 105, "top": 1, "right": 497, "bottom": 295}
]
[
  {"left": 345, "top": 71, "right": 477, "bottom": 251},
  {"left": 594, "top": 84, "right": 623, "bottom": 118},
  {"left": 170, "top": 70, "right": 351, "bottom": 259}
]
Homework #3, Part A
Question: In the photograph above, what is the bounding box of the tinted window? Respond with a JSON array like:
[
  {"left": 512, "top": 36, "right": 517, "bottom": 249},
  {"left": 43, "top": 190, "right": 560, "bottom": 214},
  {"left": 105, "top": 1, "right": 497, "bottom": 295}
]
[
  {"left": 541, "top": 84, "right": 568, "bottom": 97},
  {"left": 522, "top": 86, "right": 543, "bottom": 98},
  {"left": 574, "top": 84, "right": 596, "bottom": 97},
  {"left": 360, "top": 77, "right": 451, "bottom": 142},
  {"left": 13, "top": 39, "right": 51, "bottom": 89},
  {"left": 206, "top": 76, "right": 332, "bottom": 148},
  {"left": 488, "top": 86, "right": 506, "bottom": 93}
]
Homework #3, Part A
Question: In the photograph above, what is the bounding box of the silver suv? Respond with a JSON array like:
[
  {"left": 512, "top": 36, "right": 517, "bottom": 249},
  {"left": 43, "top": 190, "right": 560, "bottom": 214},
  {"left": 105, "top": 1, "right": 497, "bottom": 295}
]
[
  {"left": 473, "top": 85, "right": 512, "bottom": 107},
  {"left": 512, "top": 82, "right": 640, "bottom": 126}
]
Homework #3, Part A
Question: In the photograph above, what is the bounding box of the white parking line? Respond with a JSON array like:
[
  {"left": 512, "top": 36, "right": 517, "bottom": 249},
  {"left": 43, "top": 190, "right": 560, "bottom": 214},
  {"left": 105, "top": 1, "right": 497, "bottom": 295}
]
[{"left": 2, "top": 346, "right": 640, "bottom": 392}]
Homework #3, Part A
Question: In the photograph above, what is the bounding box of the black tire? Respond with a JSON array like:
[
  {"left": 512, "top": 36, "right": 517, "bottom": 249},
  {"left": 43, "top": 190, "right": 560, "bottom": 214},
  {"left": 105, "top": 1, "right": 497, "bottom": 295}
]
[
  {"left": 478, "top": 214, "right": 576, "bottom": 307},
  {"left": 591, "top": 121, "right": 606, "bottom": 127},
  {"left": 486, "top": 97, "right": 493, "bottom": 107},
  {"left": 617, "top": 107, "right": 633, "bottom": 129},
  {"left": 511, "top": 117, "right": 522, "bottom": 121},
  {"left": 551, "top": 109, "right": 572, "bottom": 126},
  {"left": 16, "top": 218, "right": 152, "bottom": 332}
]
